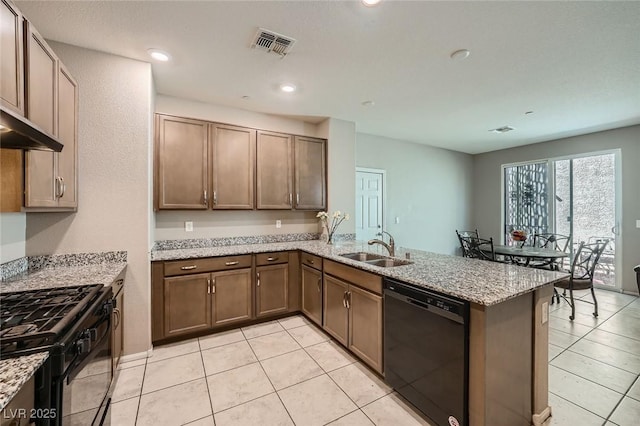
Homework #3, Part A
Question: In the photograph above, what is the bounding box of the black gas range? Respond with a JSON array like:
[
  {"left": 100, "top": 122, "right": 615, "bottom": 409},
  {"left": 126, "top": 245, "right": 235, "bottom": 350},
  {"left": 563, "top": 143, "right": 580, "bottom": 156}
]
[{"left": 0, "top": 284, "right": 114, "bottom": 426}]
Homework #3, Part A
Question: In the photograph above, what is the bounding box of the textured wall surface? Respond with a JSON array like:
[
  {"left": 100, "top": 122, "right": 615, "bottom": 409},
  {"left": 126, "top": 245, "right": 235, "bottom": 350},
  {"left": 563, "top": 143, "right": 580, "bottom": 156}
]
[
  {"left": 473, "top": 125, "right": 640, "bottom": 294},
  {"left": 356, "top": 133, "right": 474, "bottom": 255},
  {"left": 25, "top": 43, "right": 154, "bottom": 355}
]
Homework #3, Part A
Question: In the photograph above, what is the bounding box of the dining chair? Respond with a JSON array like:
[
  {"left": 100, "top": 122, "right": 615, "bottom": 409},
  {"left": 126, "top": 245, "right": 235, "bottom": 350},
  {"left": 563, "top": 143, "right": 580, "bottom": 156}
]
[
  {"left": 553, "top": 240, "right": 608, "bottom": 320},
  {"left": 456, "top": 229, "right": 479, "bottom": 257},
  {"left": 530, "top": 233, "right": 571, "bottom": 270},
  {"left": 458, "top": 235, "right": 499, "bottom": 261}
]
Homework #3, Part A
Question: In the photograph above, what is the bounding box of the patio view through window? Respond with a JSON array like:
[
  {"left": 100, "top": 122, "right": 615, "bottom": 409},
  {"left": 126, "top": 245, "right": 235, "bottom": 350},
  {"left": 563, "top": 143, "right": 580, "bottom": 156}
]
[{"left": 503, "top": 152, "right": 618, "bottom": 288}]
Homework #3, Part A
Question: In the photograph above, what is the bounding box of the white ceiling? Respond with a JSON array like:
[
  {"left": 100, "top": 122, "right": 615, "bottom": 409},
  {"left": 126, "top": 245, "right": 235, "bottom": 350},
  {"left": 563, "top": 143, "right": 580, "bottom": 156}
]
[{"left": 16, "top": 1, "right": 640, "bottom": 154}]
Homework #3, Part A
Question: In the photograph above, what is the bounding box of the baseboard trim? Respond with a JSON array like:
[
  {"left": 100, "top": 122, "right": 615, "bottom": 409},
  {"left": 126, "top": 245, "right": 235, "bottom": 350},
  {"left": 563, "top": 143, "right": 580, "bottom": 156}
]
[{"left": 120, "top": 349, "right": 152, "bottom": 363}]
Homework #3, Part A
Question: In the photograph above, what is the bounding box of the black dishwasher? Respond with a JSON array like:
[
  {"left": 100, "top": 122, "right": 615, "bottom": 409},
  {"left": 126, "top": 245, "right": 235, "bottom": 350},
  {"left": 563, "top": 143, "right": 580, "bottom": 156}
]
[{"left": 384, "top": 278, "right": 469, "bottom": 426}]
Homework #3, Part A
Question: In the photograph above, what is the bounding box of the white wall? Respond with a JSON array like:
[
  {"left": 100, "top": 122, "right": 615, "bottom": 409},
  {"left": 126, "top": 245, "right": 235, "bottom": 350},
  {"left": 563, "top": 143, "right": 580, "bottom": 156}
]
[
  {"left": 25, "top": 43, "right": 154, "bottom": 355},
  {"left": 356, "top": 133, "right": 474, "bottom": 255},
  {"left": 154, "top": 96, "right": 349, "bottom": 240},
  {"left": 0, "top": 213, "right": 26, "bottom": 263},
  {"left": 473, "top": 125, "right": 640, "bottom": 294}
]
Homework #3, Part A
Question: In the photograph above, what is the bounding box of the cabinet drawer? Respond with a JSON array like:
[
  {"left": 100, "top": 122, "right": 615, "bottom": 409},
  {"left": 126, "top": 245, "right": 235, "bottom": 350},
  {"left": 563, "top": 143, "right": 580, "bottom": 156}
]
[
  {"left": 300, "top": 252, "right": 322, "bottom": 270},
  {"left": 164, "top": 255, "right": 252, "bottom": 276},
  {"left": 256, "top": 252, "right": 289, "bottom": 266},
  {"left": 324, "top": 259, "right": 382, "bottom": 295}
]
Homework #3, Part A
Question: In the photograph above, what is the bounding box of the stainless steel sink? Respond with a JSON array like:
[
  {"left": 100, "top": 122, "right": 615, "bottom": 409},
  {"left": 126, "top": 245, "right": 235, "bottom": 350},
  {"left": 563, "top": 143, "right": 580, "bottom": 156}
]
[
  {"left": 340, "top": 252, "right": 387, "bottom": 262},
  {"left": 340, "top": 252, "right": 413, "bottom": 267},
  {"left": 365, "top": 258, "right": 413, "bottom": 268}
]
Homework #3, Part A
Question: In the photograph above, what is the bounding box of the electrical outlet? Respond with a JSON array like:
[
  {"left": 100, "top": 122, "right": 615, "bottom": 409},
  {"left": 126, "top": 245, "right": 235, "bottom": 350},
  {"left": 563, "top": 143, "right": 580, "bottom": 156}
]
[
  {"left": 185, "top": 221, "right": 193, "bottom": 232},
  {"left": 636, "top": 219, "right": 640, "bottom": 229},
  {"left": 542, "top": 301, "right": 549, "bottom": 324},
  {"left": 276, "top": 220, "right": 282, "bottom": 229}
]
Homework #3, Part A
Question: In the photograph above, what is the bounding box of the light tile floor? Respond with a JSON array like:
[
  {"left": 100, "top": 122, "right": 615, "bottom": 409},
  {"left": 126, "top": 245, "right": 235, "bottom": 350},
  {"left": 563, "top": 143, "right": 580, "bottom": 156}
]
[{"left": 113, "top": 288, "right": 640, "bottom": 426}]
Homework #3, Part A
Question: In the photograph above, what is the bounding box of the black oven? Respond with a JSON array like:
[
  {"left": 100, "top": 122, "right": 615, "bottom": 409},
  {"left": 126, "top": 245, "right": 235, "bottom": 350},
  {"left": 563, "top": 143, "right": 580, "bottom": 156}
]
[
  {"left": 0, "top": 285, "right": 113, "bottom": 426},
  {"left": 51, "top": 287, "right": 113, "bottom": 426}
]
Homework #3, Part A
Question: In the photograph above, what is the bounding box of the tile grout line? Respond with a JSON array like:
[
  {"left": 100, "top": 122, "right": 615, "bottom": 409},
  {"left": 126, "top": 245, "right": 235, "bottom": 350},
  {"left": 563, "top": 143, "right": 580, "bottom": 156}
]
[
  {"left": 548, "top": 390, "right": 608, "bottom": 423},
  {"left": 133, "top": 357, "right": 148, "bottom": 426},
  {"left": 196, "top": 337, "right": 217, "bottom": 425}
]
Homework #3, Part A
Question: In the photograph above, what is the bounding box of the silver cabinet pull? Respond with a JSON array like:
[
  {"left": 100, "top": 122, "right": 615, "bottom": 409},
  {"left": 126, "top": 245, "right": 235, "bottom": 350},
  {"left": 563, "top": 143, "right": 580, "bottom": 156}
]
[
  {"left": 307, "top": 258, "right": 314, "bottom": 265},
  {"left": 296, "top": 193, "right": 300, "bottom": 206},
  {"left": 59, "top": 176, "right": 66, "bottom": 197},
  {"left": 347, "top": 291, "right": 352, "bottom": 309},
  {"left": 204, "top": 190, "right": 208, "bottom": 205},
  {"left": 225, "top": 261, "right": 239, "bottom": 266},
  {"left": 213, "top": 191, "right": 217, "bottom": 205},
  {"left": 257, "top": 272, "right": 261, "bottom": 287},
  {"left": 212, "top": 277, "right": 216, "bottom": 294},
  {"left": 317, "top": 278, "right": 321, "bottom": 292},
  {"left": 54, "top": 177, "right": 61, "bottom": 198},
  {"left": 289, "top": 193, "right": 292, "bottom": 206},
  {"left": 207, "top": 278, "right": 211, "bottom": 294},
  {"left": 181, "top": 265, "right": 197, "bottom": 270},
  {"left": 342, "top": 292, "right": 347, "bottom": 308},
  {"left": 266, "top": 257, "right": 278, "bottom": 262}
]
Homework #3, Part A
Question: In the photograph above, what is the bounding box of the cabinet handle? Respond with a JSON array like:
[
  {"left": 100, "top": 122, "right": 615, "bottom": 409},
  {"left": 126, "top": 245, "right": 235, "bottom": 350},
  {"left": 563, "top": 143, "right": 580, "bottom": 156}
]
[
  {"left": 181, "top": 265, "right": 197, "bottom": 270},
  {"left": 347, "top": 291, "right": 352, "bottom": 309},
  {"left": 54, "top": 177, "right": 61, "bottom": 198},
  {"left": 59, "top": 176, "right": 66, "bottom": 197},
  {"left": 204, "top": 190, "right": 208, "bottom": 205},
  {"left": 266, "top": 257, "right": 278, "bottom": 262},
  {"left": 296, "top": 193, "right": 300, "bottom": 206},
  {"left": 211, "top": 278, "right": 216, "bottom": 294},
  {"left": 317, "top": 278, "right": 321, "bottom": 292},
  {"left": 225, "top": 261, "right": 239, "bottom": 266},
  {"left": 342, "top": 292, "right": 347, "bottom": 308},
  {"left": 289, "top": 193, "right": 292, "bottom": 206},
  {"left": 257, "top": 272, "right": 260, "bottom": 287},
  {"left": 213, "top": 191, "right": 217, "bottom": 205},
  {"left": 307, "top": 258, "right": 314, "bottom": 265},
  {"left": 207, "top": 278, "right": 211, "bottom": 294},
  {"left": 113, "top": 308, "right": 121, "bottom": 329}
]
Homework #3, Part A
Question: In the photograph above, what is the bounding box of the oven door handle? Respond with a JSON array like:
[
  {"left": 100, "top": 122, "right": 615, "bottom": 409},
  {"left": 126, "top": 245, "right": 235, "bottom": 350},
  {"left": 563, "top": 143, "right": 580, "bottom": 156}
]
[{"left": 63, "top": 313, "right": 112, "bottom": 383}]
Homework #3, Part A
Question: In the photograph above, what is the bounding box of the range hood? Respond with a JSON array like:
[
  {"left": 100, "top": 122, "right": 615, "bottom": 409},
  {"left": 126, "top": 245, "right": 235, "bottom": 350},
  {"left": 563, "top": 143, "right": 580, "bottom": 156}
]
[{"left": 0, "top": 106, "right": 63, "bottom": 152}]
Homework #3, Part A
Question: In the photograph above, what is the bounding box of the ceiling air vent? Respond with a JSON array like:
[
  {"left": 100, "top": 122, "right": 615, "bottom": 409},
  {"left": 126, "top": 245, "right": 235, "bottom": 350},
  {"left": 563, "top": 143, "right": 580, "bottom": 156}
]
[
  {"left": 251, "top": 28, "right": 296, "bottom": 57},
  {"left": 489, "top": 126, "right": 515, "bottom": 134}
]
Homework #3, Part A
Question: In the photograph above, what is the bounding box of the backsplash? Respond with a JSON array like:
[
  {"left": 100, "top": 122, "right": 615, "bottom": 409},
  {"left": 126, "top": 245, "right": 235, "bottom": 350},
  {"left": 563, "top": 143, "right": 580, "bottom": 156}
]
[
  {"left": 153, "top": 232, "right": 356, "bottom": 251},
  {"left": 0, "top": 251, "right": 127, "bottom": 282}
]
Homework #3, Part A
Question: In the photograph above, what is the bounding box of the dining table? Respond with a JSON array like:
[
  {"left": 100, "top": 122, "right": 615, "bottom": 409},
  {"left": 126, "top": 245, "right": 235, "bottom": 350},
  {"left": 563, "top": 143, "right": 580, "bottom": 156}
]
[{"left": 491, "top": 244, "right": 569, "bottom": 269}]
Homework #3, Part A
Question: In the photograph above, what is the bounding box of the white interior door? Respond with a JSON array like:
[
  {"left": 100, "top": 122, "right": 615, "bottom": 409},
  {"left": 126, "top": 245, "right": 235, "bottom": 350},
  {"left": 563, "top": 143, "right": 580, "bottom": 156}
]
[{"left": 355, "top": 169, "right": 384, "bottom": 242}]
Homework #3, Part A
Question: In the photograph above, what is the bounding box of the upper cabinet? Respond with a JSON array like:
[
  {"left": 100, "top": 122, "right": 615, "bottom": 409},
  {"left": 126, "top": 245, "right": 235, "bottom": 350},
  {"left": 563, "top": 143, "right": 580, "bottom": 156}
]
[
  {"left": 210, "top": 123, "right": 255, "bottom": 209},
  {"left": 0, "top": 0, "right": 24, "bottom": 115},
  {"left": 256, "top": 131, "right": 293, "bottom": 209},
  {"left": 155, "top": 114, "right": 208, "bottom": 209},
  {"left": 154, "top": 113, "right": 327, "bottom": 211},
  {"left": 1, "top": 2, "right": 80, "bottom": 211},
  {"left": 294, "top": 136, "right": 326, "bottom": 210}
]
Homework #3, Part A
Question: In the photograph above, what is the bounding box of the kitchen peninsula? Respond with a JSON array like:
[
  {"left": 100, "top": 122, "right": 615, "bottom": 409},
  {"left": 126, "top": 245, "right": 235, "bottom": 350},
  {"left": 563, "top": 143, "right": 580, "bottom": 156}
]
[{"left": 151, "top": 238, "right": 567, "bottom": 426}]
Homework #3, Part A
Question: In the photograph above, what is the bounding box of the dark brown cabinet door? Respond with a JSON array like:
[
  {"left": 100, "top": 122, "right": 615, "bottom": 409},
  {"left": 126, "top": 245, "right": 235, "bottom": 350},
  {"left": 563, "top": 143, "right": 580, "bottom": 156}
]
[
  {"left": 256, "top": 264, "right": 289, "bottom": 318},
  {"left": 294, "top": 136, "right": 326, "bottom": 210},
  {"left": 156, "top": 114, "right": 208, "bottom": 209},
  {"left": 301, "top": 265, "right": 323, "bottom": 326},
  {"left": 164, "top": 273, "right": 212, "bottom": 338},
  {"left": 210, "top": 124, "right": 255, "bottom": 209},
  {"left": 256, "top": 130, "right": 292, "bottom": 209},
  {"left": 0, "top": 0, "right": 24, "bottom": 114},
  {"left": 56, "top": 63, "right": 77, "bottom": 208},
  {"left": 323, "top": 275, "right": 349, "bottom": 346},
  {"left": 24, "top": 22, "right": 57, "bottom": 208},
  {"left": 348, "top": 285, "right": 383, "bottom": 373},
  {"left": 212, "top": 269, "right": 253, "bottom": 326}
]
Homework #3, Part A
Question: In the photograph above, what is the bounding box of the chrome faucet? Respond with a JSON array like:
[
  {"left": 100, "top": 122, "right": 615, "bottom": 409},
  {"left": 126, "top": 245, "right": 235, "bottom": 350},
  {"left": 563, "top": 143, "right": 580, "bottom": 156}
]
[{"left": 368, "top": 231, "right": 395, "bottom": 257}]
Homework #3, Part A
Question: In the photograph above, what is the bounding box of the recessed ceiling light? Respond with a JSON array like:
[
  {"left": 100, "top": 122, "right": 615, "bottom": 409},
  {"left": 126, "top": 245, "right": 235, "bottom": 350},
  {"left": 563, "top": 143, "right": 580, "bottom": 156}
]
[
  {"left": 280, "top": 83, "right": 297, "bottom": 93},
  {"left": 361, "top": 100, "right": 375, "bottom": 107},
  {"left": 489, "top": 126, "right": 515, "bottom": 133},
  {"left": 362, "top": 0, "right": 382, "bottom": 6},
  {"left": 450, "top": 49, "right": 470, "bottom": 61},
  {"left": 147, "top": 49, "right": 170, "bottom": 62}
]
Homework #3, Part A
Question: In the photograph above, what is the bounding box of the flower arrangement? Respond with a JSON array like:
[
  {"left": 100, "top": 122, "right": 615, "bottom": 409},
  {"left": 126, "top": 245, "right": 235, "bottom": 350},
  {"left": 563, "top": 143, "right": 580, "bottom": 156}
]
[{"left": 317, "top": 210, "right": 350, "bottom": 244}]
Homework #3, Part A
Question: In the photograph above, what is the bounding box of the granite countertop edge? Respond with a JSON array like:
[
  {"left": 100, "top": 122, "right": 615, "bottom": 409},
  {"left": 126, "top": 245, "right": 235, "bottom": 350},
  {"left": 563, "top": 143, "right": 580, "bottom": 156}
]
[
  {"left": 0, "top": 352, "right": 49, "bottom": 411},
  {"left": 151, "top": 240, "right": 568, "bottom": 306}
]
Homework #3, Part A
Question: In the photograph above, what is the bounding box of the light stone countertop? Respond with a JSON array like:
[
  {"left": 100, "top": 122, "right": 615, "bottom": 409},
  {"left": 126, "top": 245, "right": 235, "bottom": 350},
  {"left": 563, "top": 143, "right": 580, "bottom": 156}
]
[
  {"left": 151, "top": 240, "right": 568, "bottom": 306},
  {"left": 0, "top": 353, "right": 49, "bottom": 411},
  {"left": 0, "top": 262, "right": 127, "bottom": 294}
]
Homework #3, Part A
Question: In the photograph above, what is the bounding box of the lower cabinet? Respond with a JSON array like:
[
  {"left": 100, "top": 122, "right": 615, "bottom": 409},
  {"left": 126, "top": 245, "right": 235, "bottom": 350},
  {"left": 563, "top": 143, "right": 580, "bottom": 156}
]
[
  {"left": 323, "top": 260, "right": 384, "bottom": 373},
  {"left": 301, "top": 264, "right": 323, "bottom": 326},
  {"left": 164, "top": 273, "right": 213, "bottom": 338},
  {"left": 212, "top": 269, "right": 253, "bottom": 326},
  {"left": 256, "top": 263, "right": 289, "bottom": 317}
]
